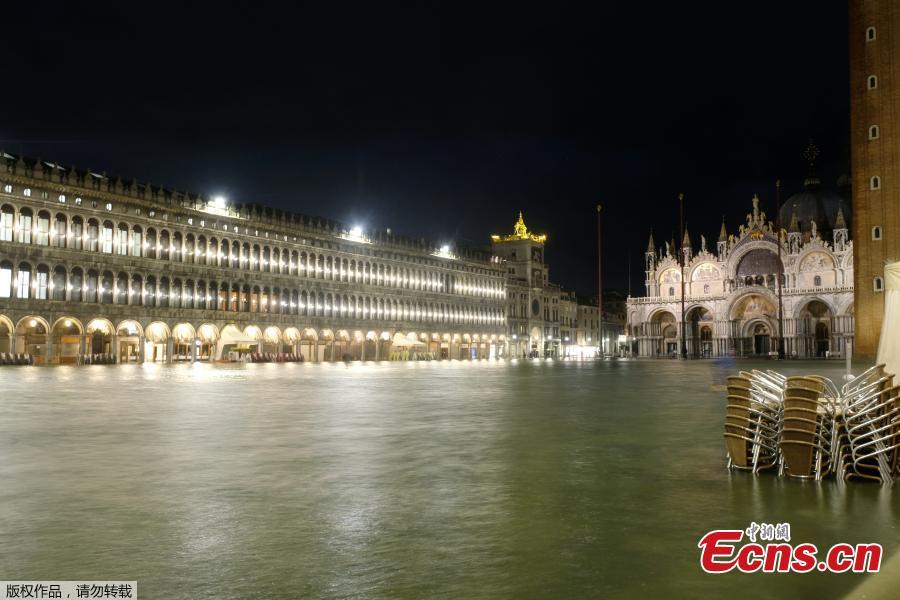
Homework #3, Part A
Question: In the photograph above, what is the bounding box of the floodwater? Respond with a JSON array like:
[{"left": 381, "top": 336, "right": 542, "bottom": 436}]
[{"left": 0, "top": 359, "right": 895, "bottom": 599}]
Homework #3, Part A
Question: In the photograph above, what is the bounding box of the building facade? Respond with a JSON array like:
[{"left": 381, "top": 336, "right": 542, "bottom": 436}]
[
  {"left": 0, "top": 154, "right": 508, "bottom": 363},
  {"left": 627, "top": 185, "right": 855, "bottom": 359},
  {"left": 850, "top": 0, "right": 900, "bottom": 357},
  {"left": 491, "top": 212, "right": 602, "bottom": 359}
]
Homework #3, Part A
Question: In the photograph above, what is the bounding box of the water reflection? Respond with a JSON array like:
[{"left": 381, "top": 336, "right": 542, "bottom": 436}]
[{"left": 0, "top": 360, "right": 893, "bottom": 598}]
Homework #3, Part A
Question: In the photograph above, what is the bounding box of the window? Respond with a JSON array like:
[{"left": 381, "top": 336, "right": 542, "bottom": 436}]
[
  {"left": 16, "top": 266, "right": 30, "bottom": 298},
  {"left": 703, "top": 284, "right": 710, "bottom": 295},
  {"left": 36, "top": 269, "right": 48, "bottom": 300},
  {"left": 36, "top": 213, "right": 50, "bottom": 245},
  {"left": 58, "top": 194, "right": 66, "bottom": 203},
  {"left": 868, "top": 75, "right": 878, "bottom": 90},
  {"left": 871, "top": 176, "right": 881, "bottom": 190},
  {"left": 874, "top": 277, "right": 884, "bottom": 292},
  {"left": 105, "top": 202, "right": 112, "bottom": 211},
  {"left": 23, "top": 188, "right": 31, "bottom": 197},
  {"left": 668, "top": 286, "right": 675, "bottom": 296},
  {"left": 867, "top": 27, "right": 876, "bottom": 41},
  {"left": 70, "top": 218, "right": 83, "bottom": 250},
  {"left": 873, "top": 226, "right": 883, "bottom": 240},
  {"left": 102, "top": 223, "right": 113, "bottom": 253},
  {"left": 117, "top": 226, "right": 128, "bottom": 255},
  {"left": 869, "top": 125, "right": 880, "bottom": 140},
  {"left": 3, "top": 184, "right": 11, "bottom": 193},
  {"left": 75, "top": 197, "right": 82, "bottom": 206},
  {"left": 814, "top": 275, "right": 822, "bottom": 287},
  {"left": 0, "top": 264, "right": 10, "bottom": 297},
  {"left": 18, "top": 210, "right": 32, "bottom": 243},
  {"left": 0, "top": 207, "right": 12, "bottom": 241},
  {"left": 132, "top": 228, "right": 142, "bottom": 257}
]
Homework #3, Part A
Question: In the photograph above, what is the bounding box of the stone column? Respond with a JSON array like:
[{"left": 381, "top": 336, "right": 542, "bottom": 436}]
[
  {"left": 360, "top": 340, "right": 366, "bottom": 361},
  {"left": 138, "top": 336, "right": 146, "bottom": 363},
  {"left": 79, "top": 334, "right": 86, "bottom": 358},
  {"left": 45, "top": 338, "right": 54, "bottom": 365},
  {"left": 375, "top": 339, "right": 381, "bottom": 361},
  {"left": 165, "top": 338, "right": 174, "bottom": 364},
  {"left": 111, "top": 334, "right": 118, "bottom": 363},
  {"left": 190, "top": 338, "right": 198, "bottom": 362}
]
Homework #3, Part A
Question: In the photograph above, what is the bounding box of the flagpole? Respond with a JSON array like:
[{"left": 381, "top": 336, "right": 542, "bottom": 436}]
[{"left": 597, "top": 204, "right": 603, "bottom": 358}]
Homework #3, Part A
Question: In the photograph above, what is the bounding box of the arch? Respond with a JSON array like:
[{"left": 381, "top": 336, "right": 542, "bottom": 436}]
[
  {"left": 197, "top": 323, "right": 219, "bottom": 343},
  {"left": 145, "top": 321, "right": 171, "bottom": 343},
  {"left": 51, "top": 316, "right": 84, "bottom": 334},
  {"left": 86, "top": 318, "right": 114, "bottom": 335},
  {"left": 15, "top": 315, "right": 51, "bottom": 333},
  {"left": 0, "top": 314, "right": 13, "bottom": 353},
  {"left": 301, "top": 327, "right": 318, "bottom": 341},
  {"left": 728, "top": 291, "right": 777, "bottom": 321},
  {"left": 263, "top": 326, "right": 282, "bottom": 344},
  {"left": 172, "top": 322, "right": 197, "bottom": 343},
  {"left": 647, "top": 308, "right": 677, "bottom": 323},
  {"left": 116, "top": 320, "right": 144, "bottom": 337},
  {"left": 793, "top": 297, "right": 836, "bottom": 320},
  {"left": 243, "top": 325, "right": 262, "bottom": 341}
]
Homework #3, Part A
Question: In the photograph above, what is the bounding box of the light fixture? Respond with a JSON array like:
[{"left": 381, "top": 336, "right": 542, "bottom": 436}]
[{"left": 213, "top": 196, "right": 227, "bottom": 209}]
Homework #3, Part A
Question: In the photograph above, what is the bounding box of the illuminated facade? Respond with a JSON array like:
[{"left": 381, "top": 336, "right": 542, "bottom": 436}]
[
  {"left": 627, "top": 185, "right": 855, "bottom": 359},
  {"left": 0, "top": 153, "right": 508, "bottom": 363},
  {"left": 492, "top": 212, "right": 600, "bottom": 358}
]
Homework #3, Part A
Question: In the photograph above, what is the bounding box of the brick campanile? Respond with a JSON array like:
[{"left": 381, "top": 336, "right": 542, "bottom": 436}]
[{"left": 850, "top": 0, "right": 900, "bottom": 358}]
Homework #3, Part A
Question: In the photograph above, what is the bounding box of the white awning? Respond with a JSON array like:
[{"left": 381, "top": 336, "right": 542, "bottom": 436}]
[
  {"left": 876, "top": 261, "right": 900, "bottom": 379},
  {"left": 220, "top": 327, "right": 259, "bottom": 344}
]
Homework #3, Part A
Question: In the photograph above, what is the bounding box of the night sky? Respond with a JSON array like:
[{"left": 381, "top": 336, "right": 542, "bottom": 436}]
[{"left": 2, "top": 2, "right": 848, "bottom": 297}]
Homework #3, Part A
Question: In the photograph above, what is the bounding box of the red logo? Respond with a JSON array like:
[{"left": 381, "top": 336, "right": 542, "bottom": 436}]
[{"left": 698, "top": 524, "right": 881, "bottom": 574}]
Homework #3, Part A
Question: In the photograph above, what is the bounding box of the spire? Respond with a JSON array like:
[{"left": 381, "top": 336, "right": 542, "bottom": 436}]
[
  {"left": 788, "top": 210, "right": 799, "bottom": 233},
  {"left": 682, "top": 227, "right": 692, "bottom": 248},
  {"left": 646, "top": 230, "right": 655, "bottom": 253},
  {"left": 834, "top": 206, "right": 847, "bottom": 229},
  {"left": 718, "top": 218, "right": 728, "bottom": 242}
]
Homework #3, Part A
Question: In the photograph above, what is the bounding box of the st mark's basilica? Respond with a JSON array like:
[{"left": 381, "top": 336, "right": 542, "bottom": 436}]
[{"left": 627, "top": 153, "right": 855, "bottom": 359}]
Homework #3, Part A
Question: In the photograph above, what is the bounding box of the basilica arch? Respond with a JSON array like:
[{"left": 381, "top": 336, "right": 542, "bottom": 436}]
[{"left": 728, "top": 292, "right": 778, "bottom": 356}]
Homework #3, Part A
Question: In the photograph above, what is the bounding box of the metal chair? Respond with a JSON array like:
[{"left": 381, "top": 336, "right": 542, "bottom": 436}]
[
  {"left": 780, "top": 376, "right": 835, "bottom": 480},
  {"left": 841, "top": 365, "right": 899, "bottom": 484},
  {"left": 724, "top": 374, "right": 780, "bottom": 473}
]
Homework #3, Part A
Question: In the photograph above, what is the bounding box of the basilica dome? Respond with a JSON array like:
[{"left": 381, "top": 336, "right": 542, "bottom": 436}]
[{"left": 778, "top": 176, "right": 850, "bottom": 236}]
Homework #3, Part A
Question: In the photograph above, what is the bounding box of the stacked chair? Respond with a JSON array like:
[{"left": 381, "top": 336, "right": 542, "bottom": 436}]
[
  {"left": 723, "top": 365, "right": 900, "bottom": 485},
  {"left": 839, "top": 365, "right": 899, "bottom": 484},
  {"left": 780, "top": 376, "right": 836, "bottom": 480},
  {"left": 723, "top": 371, "right": 781, "bottom": 473}
]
